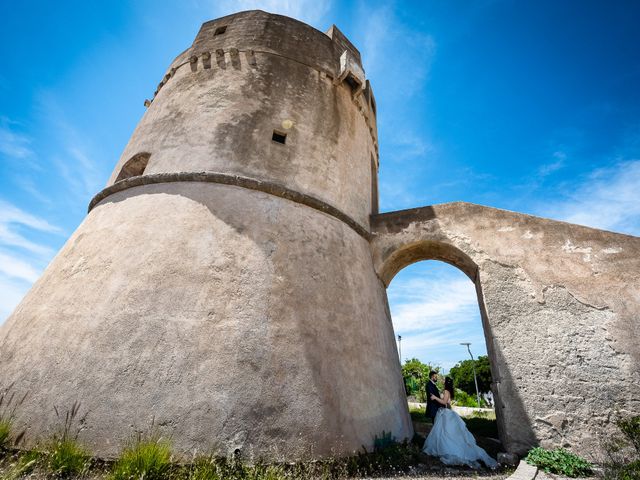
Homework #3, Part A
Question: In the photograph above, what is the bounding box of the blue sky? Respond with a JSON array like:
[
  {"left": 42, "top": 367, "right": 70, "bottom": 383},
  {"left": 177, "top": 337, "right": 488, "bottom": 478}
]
[{"left": 1, "top": 1, "right": 639, "bottom": 370}]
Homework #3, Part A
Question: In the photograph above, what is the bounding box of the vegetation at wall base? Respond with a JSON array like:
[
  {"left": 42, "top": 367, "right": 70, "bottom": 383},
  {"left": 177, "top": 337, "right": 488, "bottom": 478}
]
[
  {"left": 600, "top": 414, "right": 640, "bottom": 480},
  {"left": 44, "top": 437, "right": 90, "bottom": 478},
  {"left": 0, "top": 450, "right": 40, "bottom": 480},
  {"left": 0, "top": 386, "right": 28, "bottom": 454},
  {"left": 525, "top": 447, "right": 593, "bottom": 477},
  {"left": 0, "top": 419, "right": 11, "bottom": 452},
  {"left": 109, "top": 435, "right": 173, "bottom": 480},
  {"left": 0, "top": 436, "right": 468, "bottom": 479}
]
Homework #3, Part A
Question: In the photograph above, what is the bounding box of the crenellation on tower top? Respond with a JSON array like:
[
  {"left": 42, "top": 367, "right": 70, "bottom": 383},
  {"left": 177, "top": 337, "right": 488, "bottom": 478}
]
[{"left": 117, "top": 10, "right": 379, "bottom": 229}]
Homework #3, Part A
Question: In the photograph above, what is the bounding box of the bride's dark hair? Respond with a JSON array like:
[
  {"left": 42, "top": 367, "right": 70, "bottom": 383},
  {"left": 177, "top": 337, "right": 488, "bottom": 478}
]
[{"left": 444, "top": 376, "right": 455, "bottom": 400}]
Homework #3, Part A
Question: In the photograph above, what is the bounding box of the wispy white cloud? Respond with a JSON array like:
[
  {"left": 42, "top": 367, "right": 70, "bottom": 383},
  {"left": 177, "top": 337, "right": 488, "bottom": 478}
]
[
  {"left": 13, "top": 176, "right": 53, "bottom": 206},
  {"left": 542, "top": 159, "right": 640, "bottom": 235},
  {"left": 387, "top": 262, "right": 486, "bottom": 370},
  {"left": 357, "top": 3, "right": 436, "bottom": 96},
  {"left": 0, "top": 199, "right": 62, "bottom": 322},
  {"left": 36, "top": 94, "right": 107, "bottom": 202},
  {"left": 389, "top": 277, "right": 479, "bottom": 333},
  {"left": 0, "top": 117, "right": 33, "bottom": 159},
  {"left": 0, "top": 200, "right": 61, "bottom": 234},
  {"left": 211, "top": 0, "right": 331, "bottom": 26},
  {"left": 0, "top": 252, "right": 41, "bottom": 283},
  {"left": 537, "top": 151, "right": 566, "bottom": 178}
]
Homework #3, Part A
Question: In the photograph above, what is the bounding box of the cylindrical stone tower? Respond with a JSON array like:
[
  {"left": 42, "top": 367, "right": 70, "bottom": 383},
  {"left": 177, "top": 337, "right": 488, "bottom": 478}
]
[{"left": 0, "top": 11, "right": 411, "bottom": 459}]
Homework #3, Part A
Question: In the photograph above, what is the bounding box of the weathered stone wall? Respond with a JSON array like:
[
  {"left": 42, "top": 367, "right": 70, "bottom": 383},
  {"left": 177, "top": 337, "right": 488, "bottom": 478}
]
[
  {"left": 111, "top": 10, "right": 378, "bottom": 229},
  {"left": 0, "top": 183, "right": 411, "bottom": 458},
  {"left": 371, "top": 202, "right": 640, "bottom": 455},
  {"left": 0, "top": 11, "right": 408, "bottom": 460}
]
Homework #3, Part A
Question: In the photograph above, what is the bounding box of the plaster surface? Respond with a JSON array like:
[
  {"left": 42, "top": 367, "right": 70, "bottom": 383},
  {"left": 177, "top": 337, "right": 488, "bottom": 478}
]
[
  {"left": 0, "top": 183, "right": 410, "bottom": 458},
  {"left": 371, "top": 203, "right": 640, "bottom": 454}
]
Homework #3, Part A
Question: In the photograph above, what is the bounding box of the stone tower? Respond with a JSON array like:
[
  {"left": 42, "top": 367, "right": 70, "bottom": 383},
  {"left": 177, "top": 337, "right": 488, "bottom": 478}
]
[
  {"left": 0, "top": 11, "right": 411, "bottom": 458},
  {"left": 2, "top": 10, "right": 640, "bottom": 461}
]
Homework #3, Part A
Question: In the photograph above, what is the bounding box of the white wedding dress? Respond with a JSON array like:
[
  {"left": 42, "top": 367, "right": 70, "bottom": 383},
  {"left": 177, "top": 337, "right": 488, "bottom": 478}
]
[{"left": 422, "top": 407, "right": 498, "bottom": 469}]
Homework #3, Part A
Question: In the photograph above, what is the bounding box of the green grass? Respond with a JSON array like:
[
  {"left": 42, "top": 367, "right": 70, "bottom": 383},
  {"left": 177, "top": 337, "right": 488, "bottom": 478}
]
[
  {"left": 409, "top": 406, "right": 430, "bottom": 424},
  {"left": 410, "top": 405, "right": 498, "bottom": 439},
  {"left": 0, "top": 450, "right": 41, "bottom": 480},
  {"left": 184, "top": 457, "right": 292, "bottom": 480},
  {"left": 44, "top": 437, "right": 90, "bottom": 477},
  {"left": 0, "top": 419, "right": 11, "bottom": 451},
  {"left": 463, "top": 416, "right": 499, "bottom": 439},
  {"left": 110, "top": 436, "right": 173, "bottom": 480}
]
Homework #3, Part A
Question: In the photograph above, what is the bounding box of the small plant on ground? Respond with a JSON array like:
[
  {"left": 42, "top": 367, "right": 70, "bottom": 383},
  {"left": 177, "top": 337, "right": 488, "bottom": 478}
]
[
  {"left": 44, "top": 437, "right": 90, "bottom": 477},
  {"left": 42, "top": 401, "right": 91, "bottom": 477},
  {"left": 344, "top": 434, "right": 421, "bottom": 478},
  {"left": 110, "top": 434, "right": 173, "bottom": 480},
  {"left": 600, "top": 414, "right": 640, "bottom": 480},
  {"left": 373, "top": 430, "right": 396, "bottom": 451},
  {"left": 0, "top": 419, "right": 11, "bottom": 452},
  {"left": 0, "top": 385, "right": 28, "bottom": 452},
  {"left": 525, "top": 446, "right": 593, "bottom": 477},
  {"left": 0, "top": 450, "right": 41, "bottom": 480}
]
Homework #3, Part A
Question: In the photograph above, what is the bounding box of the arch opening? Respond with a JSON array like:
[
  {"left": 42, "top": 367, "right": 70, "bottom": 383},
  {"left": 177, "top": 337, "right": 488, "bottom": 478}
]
[
  {"left": 115, "top": 153, "right": 150, "bottom": 183},
  {"left": 384, "top": 243, "right": 505, "bottom": 457}
]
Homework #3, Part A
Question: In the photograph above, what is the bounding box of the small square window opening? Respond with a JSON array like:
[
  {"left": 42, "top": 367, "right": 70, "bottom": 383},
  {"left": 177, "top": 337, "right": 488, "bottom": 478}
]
[
  {"left": 272, "top": 131, "right": 287, "bottom": 144},
  {"left": 214, "top": 26, "right": 227, "bottom": 36}
]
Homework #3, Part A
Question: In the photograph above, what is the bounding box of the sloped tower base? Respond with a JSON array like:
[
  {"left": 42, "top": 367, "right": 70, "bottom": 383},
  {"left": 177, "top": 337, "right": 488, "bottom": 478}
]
[{"left": 0, "top": 183, "right": 411, "bottom": 458}]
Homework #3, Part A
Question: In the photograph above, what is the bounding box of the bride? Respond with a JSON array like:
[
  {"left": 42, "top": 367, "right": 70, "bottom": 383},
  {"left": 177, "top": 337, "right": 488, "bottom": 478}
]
[{"left": 422, "top": 376, "right": 498, "bottom": 469}]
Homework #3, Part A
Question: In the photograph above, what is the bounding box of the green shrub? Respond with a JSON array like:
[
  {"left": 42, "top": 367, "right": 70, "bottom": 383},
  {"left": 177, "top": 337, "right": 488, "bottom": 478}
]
[
  {"left": 110, "top": 436, "right": 173, "bottom": 480},
  {"left": 617, "top": 416, "right": 640, "bottom": 454},
  {"left": 525, "top": 447, "right": 593, "bottom": 477},
  {"left": 44, "top": 437, "right": 90, "bottom": 477},
  {"left": 601, "top": 415, "right": 640, "bottom": 480},
  {"left": 373, "top": 430, "right": 396, "bottom": 451}
]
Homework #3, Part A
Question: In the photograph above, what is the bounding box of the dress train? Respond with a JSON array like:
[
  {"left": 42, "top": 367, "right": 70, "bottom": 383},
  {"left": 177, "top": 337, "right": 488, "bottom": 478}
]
[{"left": 422, "top": 408, "right": 498, "bottom": 469}]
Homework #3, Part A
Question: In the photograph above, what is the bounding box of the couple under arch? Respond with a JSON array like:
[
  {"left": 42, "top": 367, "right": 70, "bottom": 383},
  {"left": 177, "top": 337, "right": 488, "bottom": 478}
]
[{"left": 422, "top": 370, "right": 498, "bottom": 469}]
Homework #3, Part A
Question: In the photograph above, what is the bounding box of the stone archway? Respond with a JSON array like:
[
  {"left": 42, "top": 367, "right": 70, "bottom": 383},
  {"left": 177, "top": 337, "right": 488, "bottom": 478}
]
[
  {"left": 378, "top": 237, "right": 508, "bottom": 450},
  {"left": 370, "top": 202, "right": 640, "bottom": 455}
]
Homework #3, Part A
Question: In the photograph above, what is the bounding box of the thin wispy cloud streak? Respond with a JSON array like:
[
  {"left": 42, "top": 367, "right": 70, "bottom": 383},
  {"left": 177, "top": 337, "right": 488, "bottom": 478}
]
[
  {"left": 0, "top": 117, "right": 34, "bottom": 160},
  {"left": 388, "top": 262, "right": 485, "bottom": 369},
  {"left": 542, "top": 159, "right": 640, "bottom": 236},
  {"left": 0, "top": 200, "right": 61, "bottom": 234},
  {"left": 354, "top": 2, "right": 437, "bottom": 212},
  {"left": 0, "top": 252, "right": 41, "bottom": 283},
  {"left": 35, "top": 94, "right": 109, "bottom": 203},
  {"left": 0, "top": 199, "right": 62, "bottom": 321}
]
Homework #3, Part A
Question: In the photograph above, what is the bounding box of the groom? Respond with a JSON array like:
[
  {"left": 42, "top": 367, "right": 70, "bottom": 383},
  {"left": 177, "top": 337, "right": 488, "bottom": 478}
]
[{"left": 426, "top": 370, "right": 443, "bottom": 421}]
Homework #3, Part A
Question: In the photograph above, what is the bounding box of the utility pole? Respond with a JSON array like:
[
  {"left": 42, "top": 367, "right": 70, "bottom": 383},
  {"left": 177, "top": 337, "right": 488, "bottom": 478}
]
[
  {"left": 460, "top": 342, "right": 481, "bottom": 408},
  {"left": 397, "top": 335, "right": 402, "bottom": 364}
]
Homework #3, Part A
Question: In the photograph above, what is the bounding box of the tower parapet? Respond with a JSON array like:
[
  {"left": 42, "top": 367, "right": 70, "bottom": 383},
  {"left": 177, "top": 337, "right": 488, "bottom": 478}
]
[{"left": 107, "top": 10, "right": 379, "bottom": 228}]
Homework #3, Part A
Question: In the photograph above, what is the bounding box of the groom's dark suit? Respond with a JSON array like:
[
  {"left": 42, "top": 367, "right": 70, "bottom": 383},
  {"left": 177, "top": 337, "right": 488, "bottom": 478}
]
[{"left": 426, "top": 380, "right": 443, "bottom": 420}]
